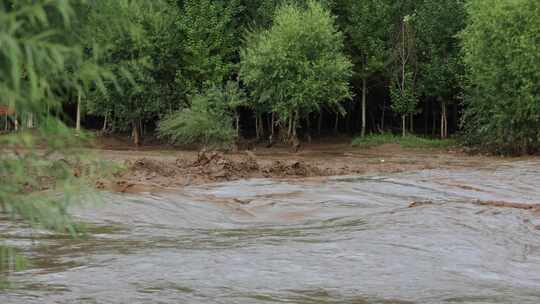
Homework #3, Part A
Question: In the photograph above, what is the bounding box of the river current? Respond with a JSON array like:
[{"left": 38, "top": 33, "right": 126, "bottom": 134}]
[{"left": 1, "top": 161, "right": 540, "bottom": 303}]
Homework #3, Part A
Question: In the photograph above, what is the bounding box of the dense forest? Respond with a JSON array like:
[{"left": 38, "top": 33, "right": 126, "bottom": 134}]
[{"left": 1, "top": 0, "right": 540, "bottom": 154}]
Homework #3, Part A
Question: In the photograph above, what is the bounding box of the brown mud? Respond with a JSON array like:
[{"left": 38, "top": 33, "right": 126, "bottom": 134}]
[
  {"left": 92, "top": 138, "right": 501, "bottom": 194},
  {"left": 88, "top": 137, "right": 540, "bottom": 214}
]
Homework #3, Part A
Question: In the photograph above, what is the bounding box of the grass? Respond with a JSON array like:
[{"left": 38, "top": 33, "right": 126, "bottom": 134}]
[{"left": 351, "top": 133, "right": 457, "bottom": 149}]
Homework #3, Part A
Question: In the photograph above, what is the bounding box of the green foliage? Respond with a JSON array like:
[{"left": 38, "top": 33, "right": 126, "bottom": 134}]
[
  {"left": 223, "top": 81, "right": 248, "bottom": 110},
  {"left": 460, "top": 0, "right": 540, "bottom": 154},
  {"left": 390, "top": 70, "right": 418, "bottom": 118},
  {"left": 80, "top": 0, "right": 243, "bottom": 138},
  {"left": 333, "top": 0, "right": 393, "bottom": 78},
  {"left": 415, "top": 0, "right": 465, "bottom": 101},
  {"left": 83, "top": 0, "right": 180, "bottom": 133},
  {"left": 157, "top": 84, "right": 241, "bottom": 147},
  {"left": 240, "top": 0, "right": 352, "bottom": 127},
  {"left": 175, "top": 0, "right": 237, "bottom": 92},
  {"left": 0, "top": 0, "right": 108, "bottom": 273},
  {"left": 352, "top": 133, "right": 456, "bottom": 149},
  {"left": 235, "top": 0, "right": 281, "bottom": 29}
]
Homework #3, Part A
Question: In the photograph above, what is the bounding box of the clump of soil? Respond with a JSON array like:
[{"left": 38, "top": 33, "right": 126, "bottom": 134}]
[
  {"left": 189, "top": 150, "right": 260, "bottom": 180},
  {"left": 261, "top": 160, "right": 322, "bottom": 177}
]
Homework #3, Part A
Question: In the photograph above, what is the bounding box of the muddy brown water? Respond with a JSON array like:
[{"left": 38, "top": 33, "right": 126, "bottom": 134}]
[{"left": 2, "top": 160, "right": 540, "bottom": 303}]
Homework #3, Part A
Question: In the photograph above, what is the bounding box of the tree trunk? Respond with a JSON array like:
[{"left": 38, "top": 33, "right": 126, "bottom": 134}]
[
  {"left": 266, "top": 113, "right": 271, "bottom": 137},
  {"left": 334, "top": 112, "right": 339, "bottom": 134},
  {"left": 291, "top": 111, "right": 300, "bottom": 151},
  {"left": 271, "top": 112, "right": 275, "bottom": 138},
  {"left": 26, "top": 113, "right": 34, "bottom": 129},
  {"left": 76, "top": 92, "right": 81, "bottom": 132},
  {"left": 432, "top": 109, "right": 437, "bottom": 136},
  {"left": 235, "top": 110, "right": 240, "bottom": 138},
  {"left": 132, "top": 121, "right": 140, "bottom": 146},
  {"left": 424, "top": 100, "right": 429, "bottom": 135},
  {"left": 380, "top": 98, "right": 386, "bottom": 132},
  {"left": 287, "top": 114, "right": 293, "bottom": 139},
  {"left": 445, "top": 105, "right": 448, "bottom": 138},
  {"left": 318, "top": 110, "right": 323, "bottom": 135},
  {"left": 409, "top": 113, "right": 413, "bottom": 133},
  {"left": 306, "top": 113, "right": 312, "bottom": 143},
  {"left": 440, "top": 101, "right": 447, "bottom": 139},
  {"left": 255, "top": 114, "right": 260, "bottom": 140},
  {"left": 361, "top": 77, "right": 367, "bottom": 137},
  {"left": 259, "top": 113, "right": 264, "bottom": 139},
  {"left": 346, "top": 107, "right": 351, "bottom": 134},
  {"left": 402, "top": 115, "right": 406, "bottom": 137},
  {"left": 102, "top": 112, "right": 108, "bottom": 133},
  {"left": 292, "top": 111, "right": 298, "bottom": 138}
]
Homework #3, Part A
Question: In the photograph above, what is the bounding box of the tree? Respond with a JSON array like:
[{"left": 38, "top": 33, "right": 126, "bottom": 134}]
[
  {"left": 240, "top": 0, "right": 352, "bottom": 144},
  {"left": 332, "top": 0, "right": 394, "bottom": 136},
  {"left": 390, "top": 70, "right": 418, "bottom": 136},
  {"left": 415, "top": 0, "right": 465, "bottom": 139},
  {"left": 390, "top": 15, "right": 418, "bottom": 136},
  {"left": 460, "top": 0, "right": 540, "bottom": 154}
]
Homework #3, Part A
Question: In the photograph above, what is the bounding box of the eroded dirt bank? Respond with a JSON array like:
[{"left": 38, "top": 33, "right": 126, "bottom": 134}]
[
  {"left": 90, "top": 139, "right": 540, "bottom": 213},
  {"left": 94, "top": 141, "right": 494, "bottom": 193}
]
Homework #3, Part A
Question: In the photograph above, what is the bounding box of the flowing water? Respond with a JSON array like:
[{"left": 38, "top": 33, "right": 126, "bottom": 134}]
[{"left": 2, "top": 161, "right": 540, "bottom": 303}]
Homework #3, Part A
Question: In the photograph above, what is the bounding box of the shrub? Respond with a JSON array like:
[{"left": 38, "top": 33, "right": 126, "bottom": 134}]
[{"left": 157, "top": 86, "right": 236, "bottom": 147}]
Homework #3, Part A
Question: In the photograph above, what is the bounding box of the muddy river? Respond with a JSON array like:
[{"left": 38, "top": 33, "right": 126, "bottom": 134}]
[{"left": 2, "top": 160, "right": 540, "bottom": 303}]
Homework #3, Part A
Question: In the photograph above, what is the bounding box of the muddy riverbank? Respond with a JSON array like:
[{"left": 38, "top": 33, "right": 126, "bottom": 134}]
[{"left": 95, "top": 141, "right": 500, "bottom": 194}]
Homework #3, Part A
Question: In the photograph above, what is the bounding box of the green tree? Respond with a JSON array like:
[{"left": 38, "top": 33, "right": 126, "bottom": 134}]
[
  {"left": 460, "top": 0, "right": 540, "bottom": 154},
  {"left": 332, "top": 0, "right": 394, "bottom": 136},
  {"left": 240, "top": 0, "right": 352, "bottom": 143},
  {"left": 415, "top": 0, "right": 465, "bottom": 139},
  {"left": 390, "top": 15, "right": 418, "bottom": 136},
  {"left": 390, "top": 70, "right": 418, "bottom": 136}
]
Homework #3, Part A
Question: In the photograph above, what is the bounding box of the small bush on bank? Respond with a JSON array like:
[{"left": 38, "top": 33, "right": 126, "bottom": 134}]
[
  {"left": 352, "top": 133, "right": 456, "bottom": 149},
  {"left": 157, "top": 87, "right": 235, "bottom": 148}
]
